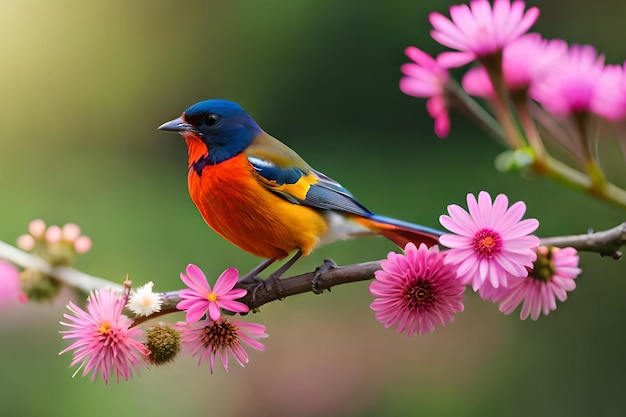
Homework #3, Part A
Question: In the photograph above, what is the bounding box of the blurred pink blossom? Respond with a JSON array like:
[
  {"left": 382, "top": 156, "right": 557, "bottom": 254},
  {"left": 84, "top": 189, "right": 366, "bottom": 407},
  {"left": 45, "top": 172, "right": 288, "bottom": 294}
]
[
  {"left": 430, "top": 0, "right": 539, "bottom": 68},
  {"left": 532, "top": 44, "right": 609, "bottom": 117},
  {"left": 0, "top": 260, "right": 25, "bottom": 306},
  {"left": 400, "top": 46, "right": 451, "bottom": 137},
  {"left": 462, "top": 34, "right": 567, "bottom": 97}
]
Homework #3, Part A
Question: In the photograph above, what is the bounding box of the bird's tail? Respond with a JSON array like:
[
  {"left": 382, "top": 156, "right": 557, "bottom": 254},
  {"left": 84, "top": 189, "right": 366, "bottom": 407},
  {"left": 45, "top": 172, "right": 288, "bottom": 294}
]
[{"left": 355, "top": 214, "right": 442, "bottom": 248}]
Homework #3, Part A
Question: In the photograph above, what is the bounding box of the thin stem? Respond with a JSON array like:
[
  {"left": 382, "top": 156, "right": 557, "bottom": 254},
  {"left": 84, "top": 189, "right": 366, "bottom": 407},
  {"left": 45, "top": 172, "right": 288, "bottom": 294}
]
[
  {"left": 540, "top": 222, "right": 625, "bottom": 259},
  {"left": 0, "top": 240, "right": 123, "bottom": 293},
  {"left": 576, "top": 114, "right": 608, "bottom": 190},
  {"left": 482, "top": 55, "right": 526, "bottom": 149},
  {"left": 515, "top": 97, "right": 548, "bottom": 160},
  {"left": 445, "top": 81, "right": 507, "bottom": 145},
  {"left": 532, "top": 152, "right": 626, "bottom": 210}
]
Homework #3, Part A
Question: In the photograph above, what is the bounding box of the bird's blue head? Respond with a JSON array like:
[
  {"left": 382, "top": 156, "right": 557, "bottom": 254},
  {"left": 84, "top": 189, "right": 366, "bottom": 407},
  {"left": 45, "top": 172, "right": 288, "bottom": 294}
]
[{"left": 158, "top": 99, "right": 262, "bottom": 165}]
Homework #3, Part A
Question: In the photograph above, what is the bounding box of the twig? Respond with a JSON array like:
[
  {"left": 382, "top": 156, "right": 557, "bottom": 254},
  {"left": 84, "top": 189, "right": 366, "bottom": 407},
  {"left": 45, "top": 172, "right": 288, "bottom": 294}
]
[
  {"left": 0, "top": 240, "right": 123, "bottom": 292},
  {"left": 135, "top": 260, "right": 382, "bottom": 325},
  {"left": 539, "top": 222, "right": 626, "bottom": 260}
]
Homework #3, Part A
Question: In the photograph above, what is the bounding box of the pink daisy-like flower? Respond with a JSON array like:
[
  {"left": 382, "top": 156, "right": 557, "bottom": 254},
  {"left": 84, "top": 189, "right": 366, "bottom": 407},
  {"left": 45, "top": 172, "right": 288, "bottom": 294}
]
[
  {"left": 0, "top": 260, "right": 26, "bottom": 307},
  {"left": 178, "top": 317, "right": 267, "bottom": 373},
  {"left": 593, "top": 63, "right": 626, "bottom": 121},
  {"left": 400, "top": 46, "right": 451, "bottom": 138},
  {"left": 177, "top": 265, "right": 249, "bottom": 322},
  {"left": 531, "top": 44, "right": 608, "bottom": 117},
  {"left": 439, "top": 191, "right": 540, "bottom": 291},
  {"left": 497, "top": 246, "right": 581, "bottom": 320},
  {"left": 59, "top": 288, "right": 149, "bottom": 384},
  {"left": 430, "top": 0, "right": 540, "bottom": 68},
  {"left": 369, "top": 242, "right": 465, "bottom": 336},
  {"left": 462, "top": 33, "right": 567, "bottom": 98}
]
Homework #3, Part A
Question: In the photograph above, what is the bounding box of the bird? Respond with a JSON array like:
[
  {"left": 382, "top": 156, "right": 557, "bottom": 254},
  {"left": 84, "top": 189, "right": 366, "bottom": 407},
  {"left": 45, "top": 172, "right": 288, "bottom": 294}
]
[{"left": 158, "top": 99, "right": 441, "bottom": 285}]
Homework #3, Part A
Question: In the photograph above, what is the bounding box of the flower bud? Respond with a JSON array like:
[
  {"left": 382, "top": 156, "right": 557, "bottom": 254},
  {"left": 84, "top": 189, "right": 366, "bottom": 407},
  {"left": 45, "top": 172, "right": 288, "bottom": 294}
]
[
  {"left": 19, "top": 268, "right": 61, "bottom": 302},
  {"left": 144, "top": 325, "right": 181, "bottom": 366}
]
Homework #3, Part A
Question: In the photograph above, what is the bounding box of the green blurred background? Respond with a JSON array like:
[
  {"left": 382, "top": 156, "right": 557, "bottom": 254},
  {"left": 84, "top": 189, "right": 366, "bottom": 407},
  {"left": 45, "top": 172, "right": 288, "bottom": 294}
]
[{"left": 1, "top": 0, "right": 625, "bottom": 416}]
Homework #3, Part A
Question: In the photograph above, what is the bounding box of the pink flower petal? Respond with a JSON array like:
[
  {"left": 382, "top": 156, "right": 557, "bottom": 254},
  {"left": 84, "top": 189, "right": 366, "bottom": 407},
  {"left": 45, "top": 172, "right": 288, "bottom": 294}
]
[
  {"left": 430, "top": 0, "right": 538, "bottom": 67},
  {"left": 218, "top": 300, "right": 250, "bottom": 314},
  {"left": 213, "top": 267, "right": 239, "bottom": 295}
]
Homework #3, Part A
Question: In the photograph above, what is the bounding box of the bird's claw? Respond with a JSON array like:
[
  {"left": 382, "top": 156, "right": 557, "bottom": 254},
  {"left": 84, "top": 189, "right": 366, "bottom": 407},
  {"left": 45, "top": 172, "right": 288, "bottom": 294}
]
[
  {"left": 312, "top": 258, "right": 337, "bottom": 294},
  {"left": 238, "top": 274, "right": 265, "bottom": 303},
  {"left": 238, "top": 273, "right": 264, "bottom": 286},
  {"left": 265, "top": 274, "right": 283, "bottom": 294}
]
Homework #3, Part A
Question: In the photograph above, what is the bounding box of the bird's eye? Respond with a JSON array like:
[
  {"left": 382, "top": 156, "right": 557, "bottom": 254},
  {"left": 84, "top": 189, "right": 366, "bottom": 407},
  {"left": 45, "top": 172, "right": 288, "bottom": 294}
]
[{"left": 205, "top": 113, "right": 220, "bottom": 127}]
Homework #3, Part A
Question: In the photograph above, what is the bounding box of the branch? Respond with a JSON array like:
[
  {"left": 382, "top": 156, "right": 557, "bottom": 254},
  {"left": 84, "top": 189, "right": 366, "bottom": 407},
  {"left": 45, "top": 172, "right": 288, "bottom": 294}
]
[
  {"left": 137, "top": 260, "right": 382, "bottom": 325},
  {"left": 1, "top": 221, "right": 625, "bottom": 326},
  {"left": 0, "top": 240, "right": 123, "bottom": 292},
  {"left": 539, "top": 221, "right": 626, "bottom": 260}
]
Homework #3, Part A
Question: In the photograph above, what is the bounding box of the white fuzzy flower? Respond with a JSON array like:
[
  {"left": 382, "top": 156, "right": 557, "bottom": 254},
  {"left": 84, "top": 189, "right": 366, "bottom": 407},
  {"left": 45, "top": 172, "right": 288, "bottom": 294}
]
[{"left": 127, "top": 282, "right": 162, "bottom": 316}]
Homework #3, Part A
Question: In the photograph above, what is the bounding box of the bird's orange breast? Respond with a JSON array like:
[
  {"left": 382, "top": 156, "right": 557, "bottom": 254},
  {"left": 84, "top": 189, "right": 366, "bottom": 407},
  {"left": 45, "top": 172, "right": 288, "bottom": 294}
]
[{"left": 187, "top": 152, "right": 328, "bottom": 259}]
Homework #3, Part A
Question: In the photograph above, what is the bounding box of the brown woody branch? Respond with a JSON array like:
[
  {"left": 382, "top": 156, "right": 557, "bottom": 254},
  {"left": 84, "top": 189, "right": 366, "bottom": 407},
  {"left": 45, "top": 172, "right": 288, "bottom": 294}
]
[
  {"left": 135, "top": 260, "right": 382, "bottom": 326},
  {"left": 136, "top": 221, "right": 626, "bottom": 325}
]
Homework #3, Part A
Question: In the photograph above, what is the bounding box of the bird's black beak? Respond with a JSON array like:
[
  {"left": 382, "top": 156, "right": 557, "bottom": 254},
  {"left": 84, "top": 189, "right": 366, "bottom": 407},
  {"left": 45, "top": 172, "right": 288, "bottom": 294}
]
[{"left": 157, "top": 116, "right": 192, "bottom": 132}]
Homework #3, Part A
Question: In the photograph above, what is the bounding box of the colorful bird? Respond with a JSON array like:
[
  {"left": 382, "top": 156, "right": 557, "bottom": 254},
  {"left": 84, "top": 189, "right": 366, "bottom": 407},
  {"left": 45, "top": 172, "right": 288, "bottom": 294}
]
[{"left": 158, "top": 99, "right": 441, "bottom": 283}]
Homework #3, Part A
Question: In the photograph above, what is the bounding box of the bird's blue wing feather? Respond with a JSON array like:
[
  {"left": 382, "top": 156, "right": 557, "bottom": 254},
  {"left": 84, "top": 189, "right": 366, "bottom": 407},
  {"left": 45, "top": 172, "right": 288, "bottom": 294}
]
[
  {"left": 248, "top": 157, "right": 372, "bottom": 216},
  {"left": 248, "top": 156, "right": 305, "bottom": 186}
]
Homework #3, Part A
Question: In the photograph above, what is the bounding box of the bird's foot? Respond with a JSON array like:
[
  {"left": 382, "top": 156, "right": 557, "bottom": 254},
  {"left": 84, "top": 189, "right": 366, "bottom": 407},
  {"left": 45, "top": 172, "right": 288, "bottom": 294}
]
[
  {"left": 238, "top": 273, "right": 264, "bottom": 286},
  {"left": 237, "top": 273, "right": 265, "bottom": 303},
  {"left": 264, "top": 274, "right": 283, "bottom": 294},
  {"left": 312, "top": 258, "right": 337, "bottom": 294}
]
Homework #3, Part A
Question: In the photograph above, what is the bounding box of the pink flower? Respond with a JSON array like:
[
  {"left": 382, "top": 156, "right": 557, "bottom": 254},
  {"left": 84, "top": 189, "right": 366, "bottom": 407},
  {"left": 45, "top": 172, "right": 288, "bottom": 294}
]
[
  {"left": 178, "top": 317, "right": 267, "bottom": 373},
  {"left": 531, "top": 44, "right": 608, "bottom": 116},
  {"left": 430, "top": 0, "right": 540, "bottom": 68},
  {"left": 400, "top": 46, "right": 451, "bottom": 138},
  {"left": 497, "top": 246, "right": 581, "bottom": 320},
  {"left": 0, "top": 260, "right": 26, "bottom": 306},
  {"left": 594, "top": 63, "right": 626, "bottom": 121},
  {"left": 59, "top": 288, "right": 149, "bottom": 384},
  {"left": 439, "top": 191, "right": 540, "bottom": 291},
  {"left": 177, "top": 265, "right": 249, "bottom": 322},
  {"left": 369, "top": 243, "right": 465, "bottom": 336},
  {"left": 462, "top": 34, "right": 567, "bottom": 97}
]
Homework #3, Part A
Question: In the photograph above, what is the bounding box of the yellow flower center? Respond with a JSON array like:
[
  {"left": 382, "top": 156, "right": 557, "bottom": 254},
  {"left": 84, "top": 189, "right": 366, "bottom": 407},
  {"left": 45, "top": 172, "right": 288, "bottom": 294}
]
[
  {"left": 207, "top": 292, "right": 217, "bottom": 302},
  {"left": 98, "top": 321, "right": 112, "bottom": 334},
  {"left": 472, "top": 228, "right": 502, "bottom": 258},
  {"left": 481, "top": 236, "right": 495, "bottom": 248}
]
